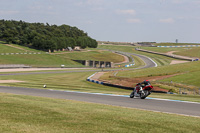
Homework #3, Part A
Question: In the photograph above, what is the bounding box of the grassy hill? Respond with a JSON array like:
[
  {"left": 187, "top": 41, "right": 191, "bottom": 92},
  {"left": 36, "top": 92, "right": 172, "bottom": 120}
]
[
  {"left": 0, "top": 44, "right": 41, "bottom": 53},
  {"left": 0, "top": 42, "right": 124, "bottom": 67},
  {"left": 1, "top": 93, "right": 200, "bottom": 133},
  {"left": 98, "top": 44, "right": 200, "bottom": 93}
]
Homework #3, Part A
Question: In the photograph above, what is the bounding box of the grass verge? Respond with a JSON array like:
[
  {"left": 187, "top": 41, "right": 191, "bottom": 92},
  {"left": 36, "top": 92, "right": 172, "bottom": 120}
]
[
  {"left": 0, "top": 72, "right": 129, "bottom": 95},
  {"left": 0, "top": 93, "right": 200, "bottom": 133}
]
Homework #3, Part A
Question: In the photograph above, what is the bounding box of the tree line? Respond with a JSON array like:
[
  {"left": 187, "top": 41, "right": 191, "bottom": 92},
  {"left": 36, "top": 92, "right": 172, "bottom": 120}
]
[{"left": 0, "top": 20, "right": 98, "bottom": 51}]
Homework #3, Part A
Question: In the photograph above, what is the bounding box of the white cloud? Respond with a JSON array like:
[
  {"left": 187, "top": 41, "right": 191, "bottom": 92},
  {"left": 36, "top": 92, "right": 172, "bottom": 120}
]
[
  {"left": 127, "top": 18, "right": 141, "bottom": 23},
  {"left": 117, "top": 9, "right": 136, "bottom": 15},
  {"left": 159, "top": 18, "right": 175, "bottom": 23}
]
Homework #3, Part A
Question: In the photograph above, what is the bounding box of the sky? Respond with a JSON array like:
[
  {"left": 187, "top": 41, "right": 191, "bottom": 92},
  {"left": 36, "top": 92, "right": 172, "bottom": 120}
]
[{"left": 0, "top": 0, "right": 200, "bottom": 43}]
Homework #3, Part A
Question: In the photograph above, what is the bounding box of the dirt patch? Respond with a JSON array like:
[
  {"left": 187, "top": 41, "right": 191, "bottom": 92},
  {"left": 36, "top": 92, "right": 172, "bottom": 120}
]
[
  {"left": 91, "top": 72, "right": 106, "bottom": 80},
  {"left": 0, "top": 80, "right": 25, "bottom": 83},
  {"left": 4, "top": 44, "right": 30, "bottom": 52},
  {"left": 170, "top": 60, "right": 189, "bottom": 65},
  {"left": 114, "top": 52, "right": 129, "bottom": 64},
  {"left": 166, "top": 51, "right": 177, "bottom": 55},
  {"left": 96, "top": 73, "right": 181, "bottom": 92}
]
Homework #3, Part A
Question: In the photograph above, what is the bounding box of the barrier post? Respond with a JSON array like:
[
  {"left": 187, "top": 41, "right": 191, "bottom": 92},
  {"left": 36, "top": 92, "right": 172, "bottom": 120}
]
[
  {"left": 199, "top": 88, "right": 200, "bottom": 95},
  {"left": 179, "top": 88, "right": 181, "bottom": 94}
]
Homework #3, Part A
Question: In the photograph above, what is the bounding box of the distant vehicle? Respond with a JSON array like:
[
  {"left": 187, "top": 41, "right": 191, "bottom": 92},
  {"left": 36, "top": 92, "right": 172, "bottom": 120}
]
[{"left": 194, "top": 59, "right": 199, "bottom": 61}]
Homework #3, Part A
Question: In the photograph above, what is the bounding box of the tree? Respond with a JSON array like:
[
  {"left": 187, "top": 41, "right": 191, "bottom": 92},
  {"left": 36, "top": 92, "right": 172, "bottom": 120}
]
[{"left": 0, "top": 19, "right": 98, "bottom": 51}]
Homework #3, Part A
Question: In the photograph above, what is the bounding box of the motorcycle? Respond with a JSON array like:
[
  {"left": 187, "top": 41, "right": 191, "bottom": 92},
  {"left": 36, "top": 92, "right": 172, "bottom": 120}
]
[{"left": 130, "top": 83, "right": 153, "bottom": 99}]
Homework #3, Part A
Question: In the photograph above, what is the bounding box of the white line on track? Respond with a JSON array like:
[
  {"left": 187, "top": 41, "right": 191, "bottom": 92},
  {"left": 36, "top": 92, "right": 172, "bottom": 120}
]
[{"left": 48, "top": 89, "right": 200, "bottom": 105}]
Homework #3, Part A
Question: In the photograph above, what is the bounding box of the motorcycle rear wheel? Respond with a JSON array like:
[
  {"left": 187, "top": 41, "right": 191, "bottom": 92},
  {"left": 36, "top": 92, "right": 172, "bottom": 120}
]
[{"left": 140, "top": 90, "right": 149, "bottom": 99}]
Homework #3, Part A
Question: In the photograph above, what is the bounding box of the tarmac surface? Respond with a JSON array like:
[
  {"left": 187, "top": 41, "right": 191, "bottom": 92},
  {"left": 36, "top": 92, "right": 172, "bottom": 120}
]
[{"left": 0, "top": 86, "right": 199, "bottom": 117}]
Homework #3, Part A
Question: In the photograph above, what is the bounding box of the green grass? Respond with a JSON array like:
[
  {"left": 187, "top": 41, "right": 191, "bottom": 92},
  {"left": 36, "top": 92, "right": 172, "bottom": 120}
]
[
  {"left": 1, "top": 93, "right": 200, "bottom": 133},
  {"left": 0, "top": 72, "right": 129, "bottom": 95},
  {"left": 0, "top": 54, "right": 82, "bottom": 67},
  {"left": 0, "top": 42, "right": 125, "bottom": 67},
  {"left": 175, "top": 48, "right": 200, "bottom": 58},
  {"left": 160, "top": 71, "right": 200, "bottom": 87},
  {"left": 141, "top": 47, "right": 186, "bottom": 53},
  {"left": 0, "top": 51, "right": 124, "bottom": 67},
  {"left": 54, "top": 50, "right": 124, "bottom": 63},
  {"left": 0, "top": 43, "right": 42, "bottom": 53},
  {"left": 100, "top": 61, "right": 200, "bottom": 94},
  {"left": 116, "top": 61, "right": 200, "bottom": 86},
  {"left": 0, "top": 44, "right": 26, "bottom": 53},
  {"left": 98, "top": 45, "right": 135, "bottom": 53},
  {"left": 97, "top": 44, "right": 200, "bottom": 90}
]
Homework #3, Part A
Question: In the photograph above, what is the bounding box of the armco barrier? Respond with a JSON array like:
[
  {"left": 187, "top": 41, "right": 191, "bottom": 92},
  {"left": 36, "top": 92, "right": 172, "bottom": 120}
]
[
  {"left": 87, "top": 78, "right": 103, "bottom": 84},
  {"left": 157, "top": 45, "right": 200, "bottom": 48},
  {"left": 102, "top": 82, "right": 134, "bottom": 90},
  {"left": 136, "top": 48, "right": 195, "bottom": 61},
  {"left": 86, "top": 73, "right": 103, "bottom": 84},
  {"left": 125, "top": 63, "right": 135, "bottom": 67}
]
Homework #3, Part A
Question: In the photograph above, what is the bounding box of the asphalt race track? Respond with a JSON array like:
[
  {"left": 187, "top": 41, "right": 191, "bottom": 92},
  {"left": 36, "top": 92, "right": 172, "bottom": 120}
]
[
  {"left": 130, "top": 53, "right": 157, "bottom": 68},
  {"left": 0, "top": 86, "right": 200, "bottom": 117}
]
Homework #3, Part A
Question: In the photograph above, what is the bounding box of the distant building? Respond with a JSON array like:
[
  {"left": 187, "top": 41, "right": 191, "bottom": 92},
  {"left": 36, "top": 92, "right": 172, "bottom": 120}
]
[
  {"left": 74, "top": 46, "right": 81, "bottom": 50},
  {"left": 67, "top": 47, "right": 73, "bottom": 51}
]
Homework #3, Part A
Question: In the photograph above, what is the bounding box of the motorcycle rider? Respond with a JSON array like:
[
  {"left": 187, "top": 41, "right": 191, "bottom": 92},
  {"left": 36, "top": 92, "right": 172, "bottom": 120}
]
[
  {"left": 130, "top": 80, "right": 152, "bottom": 98},
  {"left": 141, "top": 80, "right": 151, "bottom": 86},
  {"left": 140, "top": 80, "right": 151, "bottom": 91}
]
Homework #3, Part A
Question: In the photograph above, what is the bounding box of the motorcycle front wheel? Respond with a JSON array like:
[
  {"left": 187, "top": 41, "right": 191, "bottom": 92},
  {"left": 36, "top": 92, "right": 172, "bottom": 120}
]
[{"left": 130, "top": 91, "right": 134, "bottom": 98}]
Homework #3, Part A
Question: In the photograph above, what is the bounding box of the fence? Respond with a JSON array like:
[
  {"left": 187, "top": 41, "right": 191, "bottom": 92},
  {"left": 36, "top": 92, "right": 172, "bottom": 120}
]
[
  {"left": 0, "top": 64, "right": 30, "bottom": 68},
  {"left": 0, "top": 52, "right": 42, "bottom": 55},
  {"left": 157, "top": 45, "right": 200, "bottom": 48}
]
